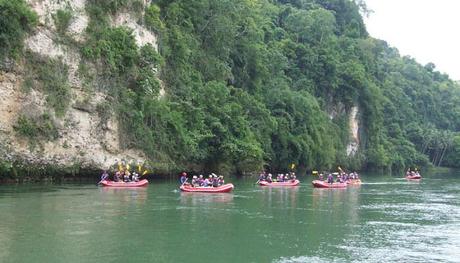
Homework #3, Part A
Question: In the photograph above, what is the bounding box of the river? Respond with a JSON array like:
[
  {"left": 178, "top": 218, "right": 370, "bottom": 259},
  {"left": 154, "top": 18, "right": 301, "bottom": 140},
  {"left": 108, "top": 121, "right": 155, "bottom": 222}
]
[{"left": 0, "top": 172, "right": 459, "bottom": 263}]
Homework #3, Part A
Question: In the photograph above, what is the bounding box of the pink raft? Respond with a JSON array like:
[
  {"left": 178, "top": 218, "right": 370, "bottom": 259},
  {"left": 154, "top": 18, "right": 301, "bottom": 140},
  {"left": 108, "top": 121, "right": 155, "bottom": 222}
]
[
  {"left": 259, "top": 180, "right": 300, "bottom": 186},
  {"left": 347, "top": 179, "right": 362, "bottom": 185},
  {"left": 100, "top": 179, "right": 149, "bottom": 187},
  {"left": 406, "top": 175, "right": 422, "bottom": 180},
  {"left": 312, "top": 180, "right": 347, "bottom": 188},
  {"left": 180, "top": 183, "right": 234, "bottom": 193}
]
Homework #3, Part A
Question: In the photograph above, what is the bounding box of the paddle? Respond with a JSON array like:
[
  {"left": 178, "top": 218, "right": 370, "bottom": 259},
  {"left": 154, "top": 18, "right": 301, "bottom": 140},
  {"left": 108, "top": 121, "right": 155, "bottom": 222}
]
[
  {"left": 97, "top": 173, "right": 109, "bottom": 185},
  {"left": 181, "top": 178, "right": 188, "bottom": 186}
]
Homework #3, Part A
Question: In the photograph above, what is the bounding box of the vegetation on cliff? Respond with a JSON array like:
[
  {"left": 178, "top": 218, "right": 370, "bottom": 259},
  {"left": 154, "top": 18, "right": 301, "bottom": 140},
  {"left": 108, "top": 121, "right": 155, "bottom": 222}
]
[{"left": 2, "top": 0, "right": 460, "bottom": 177}]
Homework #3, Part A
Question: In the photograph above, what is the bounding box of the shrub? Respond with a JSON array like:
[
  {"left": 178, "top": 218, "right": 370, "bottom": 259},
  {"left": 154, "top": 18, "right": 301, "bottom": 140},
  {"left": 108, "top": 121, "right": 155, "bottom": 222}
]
[
  {"left": 139, "top": 44, "right": 164, "bottom": 68},
  {"left": 144, "top": 4, "right": 164, "bottom": 33},
  {"left": 0, "top": 0, "right": 38, "bottom": 60},
  {"left": 26, "top": 53, "right": 71, "bottom": 117},
  {"left": 82, "top": 27, "right": 138, "bottom": 75},
  {"left": 14, "top": 113, "right": 59, "bottom": 141},
  {"left": 53, "top": 8, "right": 73, "bottom": 35}
]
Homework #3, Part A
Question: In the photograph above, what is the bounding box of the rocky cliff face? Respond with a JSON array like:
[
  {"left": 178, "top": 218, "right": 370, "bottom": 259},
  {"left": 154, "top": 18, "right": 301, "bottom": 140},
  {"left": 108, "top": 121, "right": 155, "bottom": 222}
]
[
  {"left": 0, "top": 0, "right": 158, "bottom": 173},
  {"left": 346, "top": 106, "right": 360, "bottom": 156},
  {"left": 326, "top": 103, "right": 361, "bottom": 157}
]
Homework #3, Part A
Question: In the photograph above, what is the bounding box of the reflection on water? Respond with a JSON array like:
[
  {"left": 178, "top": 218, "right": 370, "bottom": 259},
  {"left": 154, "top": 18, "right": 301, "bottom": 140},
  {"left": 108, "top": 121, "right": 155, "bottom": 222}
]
[
  {"left": 261, "top": 186, "right": 300, "bottom": 208},
  {"left": 179, "top": 192, "right": 234, "bottom": 205},
  {"left": 0, "top": 173, "right": 460, "bottom": 263},
  {"left": 99, "top": 187, "right": 148, "bottom": 205}
]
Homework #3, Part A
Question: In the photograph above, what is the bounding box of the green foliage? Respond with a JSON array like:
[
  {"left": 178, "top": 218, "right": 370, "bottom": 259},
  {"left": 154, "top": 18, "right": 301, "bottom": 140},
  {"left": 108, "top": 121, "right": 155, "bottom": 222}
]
[
  {"left": 144, "top": 4, "right": 165, "bottom": 33},
  {"left": 53, "top": 8, "right": 73, "bottom": 35},
  {"left": 0, "top": 160, "right": 13, "bottom": 177},
  {"left": 82, "top": 26, "right": 138, "bottom": 75},
  {"left": 26, "top": 53, "right": 71, "bottom": 117},
  {"left": 86, "top": 0, "right": 130, "bottom": 15},
  {"left": 76, "top": 0, "right": 460, "bottom": 173},
  {"left": 14, "top": 113, "right": 59, "bottom": 143},
  {"left": 0, "top": 0, "right": 37, "bottom": 60}
]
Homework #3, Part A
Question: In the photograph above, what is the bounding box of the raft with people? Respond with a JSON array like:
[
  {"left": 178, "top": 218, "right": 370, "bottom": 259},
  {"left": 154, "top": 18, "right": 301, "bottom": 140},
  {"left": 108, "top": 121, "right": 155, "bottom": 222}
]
[
  {"left": 312, "top": 180, "right": 347, "bottom": 188},
  {"left": 405, "top": 169, "right": 421, "bottom": 180},
  {"left": 259, "top": 180, "right": 300, "bottom": 186},
  {"left": 256, "top": 172, "right": 299, "bottom": 186},
  {"left": 180, "top": 183, "right": 234, "bottom": 193},
  {"left": 179, "top": 172, "right": 233, "bottom": 193},
  {"left": 311, "top": 169, "right": 360, "bottom": 188},
  {"left": 98, "top": 160, "right": 150, "bottom": 187},
  {"left": 100, "top": 179, "right": 149, "bottom": 187}
]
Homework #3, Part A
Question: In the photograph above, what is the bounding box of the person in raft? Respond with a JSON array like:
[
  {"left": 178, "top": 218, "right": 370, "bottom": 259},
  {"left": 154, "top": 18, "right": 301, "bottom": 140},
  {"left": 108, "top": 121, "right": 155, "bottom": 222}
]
[
  {"left": 353, "top": 172, "right": 359, "bottom": 179},
  {"left": 218, "top": 175, "right": 225, "bottom": 186},
  {"left": 212, "top": 174, "right": 219, "bottom": 187},
  {"left": 197, "top": 175, "right": 204, "bottom": 186},
  {"left": 123, "top": 170, "right": 131, "bottom": 182},
  {"left": 180, "top": 172, "right": 188, "bottom": 185},
  {"left": 336, "top": 174, "right": 344, "bottom": 183},
  {"left": 203, "top": 176, "right": 211, "bottom": 187},
  {"left": 327, "top": 173, "right": 334, "bottom": 184},
  {"left": 319, "top": 173, "right": 324, "bottom": 181},
  {"left": 100, "top": 170, "right": 109, "bottom": 181},
  {"left": 191, "top": 176, "right": 198, "bottom": 186},
  {"left": 114, "top": 171, "right": 121, "bottom": 182},
  {"left": 258, "top": 173, "right": 266, "bottom": 182},
  {"left": 290, "top": 172, "right": 297, "bottom": 182},
  {"left": 278, "top": 174, "right": 284, "bottom": 182},
  {"left": 267, "top": 173, "right": 273, "bottom": 183},
  {"left": 132, "top": 172, "right": 139, "bottom": 182}
]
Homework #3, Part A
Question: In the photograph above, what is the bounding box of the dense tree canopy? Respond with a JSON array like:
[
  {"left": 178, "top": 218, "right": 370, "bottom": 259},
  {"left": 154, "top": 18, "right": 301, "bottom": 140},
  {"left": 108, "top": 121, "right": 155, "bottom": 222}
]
[{"left": 119, "top": 0, "right": 460, "bottom": 173}]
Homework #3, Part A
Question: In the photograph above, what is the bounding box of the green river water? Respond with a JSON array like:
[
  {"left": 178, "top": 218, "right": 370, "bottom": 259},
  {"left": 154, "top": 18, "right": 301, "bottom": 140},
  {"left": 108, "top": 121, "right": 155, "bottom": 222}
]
[{"left": 1, "top": 172, "right": 459, "bottom": 263}]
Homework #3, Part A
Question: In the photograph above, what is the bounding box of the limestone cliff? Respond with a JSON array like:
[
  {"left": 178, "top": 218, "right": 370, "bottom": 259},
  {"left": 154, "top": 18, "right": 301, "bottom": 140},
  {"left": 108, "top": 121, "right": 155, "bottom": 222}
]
[
  {"left": 346, "top": 106, "right": 360, "bottom": 157},
  {"left": 0, "top": 0, "right": 158, "bottom": 173}
]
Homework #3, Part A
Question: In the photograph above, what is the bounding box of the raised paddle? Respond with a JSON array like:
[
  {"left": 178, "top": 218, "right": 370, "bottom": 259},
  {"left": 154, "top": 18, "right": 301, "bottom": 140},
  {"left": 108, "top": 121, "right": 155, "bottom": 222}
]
[
  {"left": 181, "top": 178, "right": 188, "bottom": 186},
  {"left": 97, "top": 173, "right": 109, "bottom": 185}
]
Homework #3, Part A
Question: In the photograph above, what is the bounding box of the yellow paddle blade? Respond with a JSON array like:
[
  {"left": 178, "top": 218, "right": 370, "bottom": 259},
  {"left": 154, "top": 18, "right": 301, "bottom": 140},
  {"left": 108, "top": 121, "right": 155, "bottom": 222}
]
[{"left": 142, "top": 170, "right": 148, "bottom": 176}]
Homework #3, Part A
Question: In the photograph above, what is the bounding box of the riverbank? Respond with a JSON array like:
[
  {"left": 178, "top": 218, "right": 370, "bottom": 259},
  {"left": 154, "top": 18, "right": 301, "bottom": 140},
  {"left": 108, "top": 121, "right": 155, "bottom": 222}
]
[{"left": 1, "top": 157, "right": 457, "bottom": 184}]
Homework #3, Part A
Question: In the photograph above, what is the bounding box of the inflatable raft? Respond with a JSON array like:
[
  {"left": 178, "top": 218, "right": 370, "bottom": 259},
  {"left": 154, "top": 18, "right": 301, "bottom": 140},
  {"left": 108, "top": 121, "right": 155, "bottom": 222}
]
[
  {"left": 312, "top": 180, "right": 347, "bottom": 188},
  {"left": 259, "top": 180, "right": 300, "bottom": 186},
  {"left": 180, "top": 183, "right": 234, "bottom": 193},
  {"left": 347, "top": 179, "right": 362, "bottom": 185},
  {"left": 406, "top": 175, "right": 422, "bottom": 180},
  {"left": 100, "top": 179, "right": 149, "bottom": 187}
]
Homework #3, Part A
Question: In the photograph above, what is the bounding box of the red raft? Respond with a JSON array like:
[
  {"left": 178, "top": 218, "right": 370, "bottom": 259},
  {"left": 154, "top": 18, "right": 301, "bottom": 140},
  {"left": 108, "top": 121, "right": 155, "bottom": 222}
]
[
  {"left": 100, "top": 179, "right": 149, "bottom": 187},
  {"left": 406, "top": 175, "right": 422, "bottom": 180},
  {"left": 312, "top": 180, "right": 347, "bottom": 188},
  {"left": 259, "top": 180, "right": 300, "bottom": 186},
  {"left": 347, "top": 179, "right": 362, "bottom": 185},
  {"left": 180, "top": 183, "right": 234, "bottom": 193}
]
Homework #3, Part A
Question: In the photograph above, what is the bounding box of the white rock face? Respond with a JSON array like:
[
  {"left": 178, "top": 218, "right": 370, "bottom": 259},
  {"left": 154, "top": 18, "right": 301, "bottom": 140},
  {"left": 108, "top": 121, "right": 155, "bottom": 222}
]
[
  {"left": 346, "top": 106, "right": 360, "bottom": 156},
  {"left": 26, "top": 0, "right": 89, "bottom": 41},
  {"left": 113, "top": 12, "right": 158, "bottom": 50},
  {"left": 0, "top": 0, "right": 162, "bottom": 170}
]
